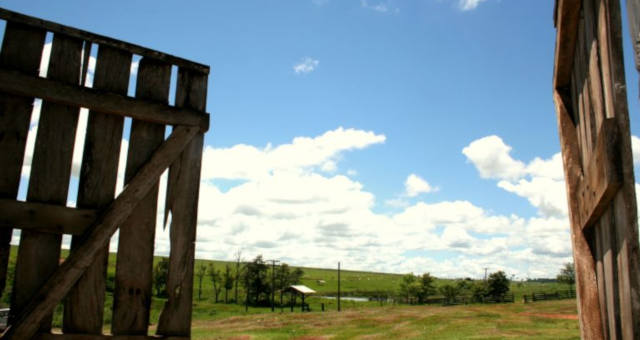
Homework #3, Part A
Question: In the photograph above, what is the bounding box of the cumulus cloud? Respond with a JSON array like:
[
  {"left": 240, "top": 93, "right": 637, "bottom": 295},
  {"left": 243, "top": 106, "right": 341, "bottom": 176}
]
[
  {"left": 405, "top": 174, "right": 436, "bottom": 197},
  {"left": 462, "top": 135, "right": 526, "bottom": 180},
  {"left": 201, "top": 127, "right": 385, "bottom": 180},
  {"left": 459, "top": 0, "right": 488, "bottom": 11},
  {"left": 463, "top": 135, "right": 568, "bottom": 218},
  {"left": 293, "top": 57, "right": 319, "bottom": 74}
]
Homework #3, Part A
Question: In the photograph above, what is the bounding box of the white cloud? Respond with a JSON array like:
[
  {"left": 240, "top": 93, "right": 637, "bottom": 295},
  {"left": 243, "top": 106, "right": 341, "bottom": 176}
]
[
  {"left": 360, "top": 0, "right": 399, "bottom": 13},
  {"left": 459, "top": 0, "right": 488, "bottom": 11},
  {"left": 293, "top": 57, "right": 319, "bottom": 74},
  {"left": 462, "top": 135, "right": 526, "bottom": 180},
  {"left": 464, "top": 135, "right": 568, "bottom": 218},
  {"left": 404, "top": 174, "right": 436, "bottom": 197},
  {"left": 201, "top": 127, "right": 385, "bottom": 180}
]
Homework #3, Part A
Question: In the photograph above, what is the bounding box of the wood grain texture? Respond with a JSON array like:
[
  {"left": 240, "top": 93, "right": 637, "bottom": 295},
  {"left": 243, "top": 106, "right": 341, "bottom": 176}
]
[
  {"left": 0, "top": 22, "right": 45, "bottom": 301},
  {"left": 554, "top": 0, "right": 640, "bottom": 338},
  {"left": 0, "top": 8, "right": 209, "bottom": 74},
  {"left": 64, "top": 45, "right": 131, "bottom": 334},
  {"left": 0, "top": 68, "right": 209, "bottom": 130},
  {"left": 576, "top": 119, "right": 621, "bottom": 231},
  {"left": 3, "top": 125, "right": 199, "bottom": 340},
  {"left": 11, "top": 33, "right": 83, "bottom": 332},
  {"left": 0, "top": 199, "right": 95, "bottom": 235},
  {"left": 554, "top": 91, "right": 605, "bottom": 340},
  {"left": 157, "top": 69, "right": 207, "bottom": 337},
  {"left": 112, "top": 58, "right": 171, "bottom": 335},
  {"left": 627, "top": 0, "right": 640, "bottom": 76}
]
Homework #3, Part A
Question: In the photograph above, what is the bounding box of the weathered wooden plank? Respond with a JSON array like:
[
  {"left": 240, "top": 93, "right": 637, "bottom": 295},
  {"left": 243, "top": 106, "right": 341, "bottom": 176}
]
[
  {"left": 553, "top": 0, "right": 582, "bottom": 89},
  {"left": 600, "top": 210, "right": 621, "bottom": 339},
  {"left": 0, "top": 22, "right": 45, "bottom": 300},
  {"left": 627, "top": 0, "right": 640, "bottom": 80},
  {"left": 553, "top": 91, "right": 605, "bottom": 340},
  {"left": 64, "top": 45, "right": 131, "bottom": 334},
  {"left": 594, "top": 224, "right": 609, "bottom": 339},
  {"left": 602, "top": 0, "right": 640, "bottom": 337},
  {"left": 0, "top": 199, "right": 95, "bottom": 235},
  {"left": 36, "top": 333, "right": 189, "bottom": 340},
  {"left": 112, "top": 58, "right": 171, "bottom": 335},
  {"left": 0, "top": 8, "right": 209, "bottom": 74},
  {"left": 157, "top": 69, "right": 207, "bottom": 337},
  {"left": 11, "top": 33, "right": 83, "bottom": 332},
  {"left": 3, "top": 125, "right": 199, "bottom": 340},
  {"left": 576, "top": 119, "right": 621, "bottom": 231},
  {"left": 0, "top": 68, "right": 209, "bottom": 130}
]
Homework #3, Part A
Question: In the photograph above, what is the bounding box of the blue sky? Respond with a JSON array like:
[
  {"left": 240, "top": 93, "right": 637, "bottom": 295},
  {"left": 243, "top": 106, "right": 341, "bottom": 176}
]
[{"left": 4, "top": 0, "right": 640, "bottom": 279}]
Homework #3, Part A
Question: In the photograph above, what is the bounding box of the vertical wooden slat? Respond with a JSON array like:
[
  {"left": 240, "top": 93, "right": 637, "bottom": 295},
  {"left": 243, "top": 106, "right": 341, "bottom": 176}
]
[
  {"left": 157, "top": 69, "right": 207, "bottom": 337},
  {"left": 0, "top": 22, "right": 45, "bottom": 301},
  {"left": 554, "top": 91, "right": 605, "bottom": 340},
  {"left": 64, "top": 45, "right": 131, "bottom": 334},
  {"left": 11, "top": 33, "right": 83, "bottom": 332},
  {"left": 626, "top": 0, "right": 640, "bottom": 87},
  {"left": 604, "top": 0, "right": 640, "bottom": 338},
  {"left": 112, "top": 58, "right": 171, "bottom": 335},
  {"left": 600, "top": 210, "right": 621, "bottom": 339},
  {"left": 594, "top": 224, "right": 609, "bottom": 340}
]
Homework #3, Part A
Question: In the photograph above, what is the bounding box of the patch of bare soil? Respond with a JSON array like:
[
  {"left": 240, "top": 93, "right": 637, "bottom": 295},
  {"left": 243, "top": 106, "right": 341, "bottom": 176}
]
[{"left": 520, "top": 312, "right": 578, "bottom": 320}]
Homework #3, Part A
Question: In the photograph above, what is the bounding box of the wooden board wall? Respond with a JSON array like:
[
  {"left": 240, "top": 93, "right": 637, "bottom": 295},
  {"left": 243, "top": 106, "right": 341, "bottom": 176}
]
[
  {"left": 0, "top": 7, "right": 209, "bottom": 339},
  {"left": 553, "top": 0, "right": 640, "bottom": 339}
]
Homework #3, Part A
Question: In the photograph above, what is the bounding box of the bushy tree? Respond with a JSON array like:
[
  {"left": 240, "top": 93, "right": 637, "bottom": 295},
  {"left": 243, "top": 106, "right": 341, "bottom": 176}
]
[
  {"left": 208, "top": 263, "right": 222, "bottom": 302},
  {"left": 487, "top": 271, "right": 510, "bottom": 299},
  {"left": 196, "top": 264, "right": 206, "bottom": 300},
  {"left": 223, "top": 264, "right": 234, "bottom": 303},
  {"left": 153, "top": 258, "right": 169, "bottom": 297},
  {"left": 439, "top": 283, "right": 461, "bottom": 305},
  {"left": 556, "top": 263, "right": 575, "bottom": 288},
  {"left": 417, "top": 273, "right": 436, "bottom": 303},
  {"left": 242, "top": 255, "right": 269, "bottom": 305},
  {"left": 399, "top": 273, "right": 418, "bottom": 303}
]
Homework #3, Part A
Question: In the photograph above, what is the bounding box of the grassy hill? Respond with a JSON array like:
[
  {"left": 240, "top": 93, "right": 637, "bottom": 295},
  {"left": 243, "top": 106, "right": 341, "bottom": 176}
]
[{"left": 1, "top": 245, "right": 573, "bottom": 329}]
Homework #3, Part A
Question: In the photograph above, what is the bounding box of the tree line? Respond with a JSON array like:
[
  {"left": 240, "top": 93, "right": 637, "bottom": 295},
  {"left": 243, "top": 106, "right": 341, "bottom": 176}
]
[
  {"left": 399, "top": 271, "right": 511, "bottom": 304},
  {"left": 153, "top": 254, "right": 303, "bottom": 306}
]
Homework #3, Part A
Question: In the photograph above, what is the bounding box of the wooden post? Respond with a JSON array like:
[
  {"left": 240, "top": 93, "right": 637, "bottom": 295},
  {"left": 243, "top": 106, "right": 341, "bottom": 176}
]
[{"left": 0, "top": 22, "right": 46, "bottom": 302}]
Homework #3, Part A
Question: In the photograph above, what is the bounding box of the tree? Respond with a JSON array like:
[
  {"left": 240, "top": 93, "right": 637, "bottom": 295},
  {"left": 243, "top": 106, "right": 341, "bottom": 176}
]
[
  {"left": 417, "top": 273, "right": 436, "bottom": 303},
  {"left": 487, "top": 271, "right": 510, "bottom": 300},
  {"left": 196, "top": 264, "right": 206, "bottom": 301},
  {"left": 208, "top": 264, "right": 222, "bottom": 303},
  {"left": 242, "top": 255, "right": 269, "bottom": 305},
  {"left": 556, "top": 262, "right": 575, "bottom": 288},
  {"left": 399, "top": 273, "right": 420, "bottom": 304},
  {"left": 223, "top": 264, "right": 234, "bottom": 303},
  {"left": 234, "top": 250, "right": 242, "bottom": 303},
  {"left": 439, "top": 283, "right": 461, "bottom": 305},
  {"left": 153, "top": 258, "right": 169, "bottom": 297}
]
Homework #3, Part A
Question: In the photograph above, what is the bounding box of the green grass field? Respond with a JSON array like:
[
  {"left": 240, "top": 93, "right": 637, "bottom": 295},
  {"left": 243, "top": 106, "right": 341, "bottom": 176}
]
[{"left": 1, "top": 246, "right": 578, "bottom": 338}]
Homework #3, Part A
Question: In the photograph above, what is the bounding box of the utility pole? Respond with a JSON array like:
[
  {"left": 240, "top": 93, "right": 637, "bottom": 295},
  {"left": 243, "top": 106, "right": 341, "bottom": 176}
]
[
  {"left": 338, "top": 262, "right": 341, "bottom": 312},
  {"left": 484, "top": 267, "right": 489, "bottom": 281},
  {"left": 267, "top": 259, "right": 280, "bottom": 312}
]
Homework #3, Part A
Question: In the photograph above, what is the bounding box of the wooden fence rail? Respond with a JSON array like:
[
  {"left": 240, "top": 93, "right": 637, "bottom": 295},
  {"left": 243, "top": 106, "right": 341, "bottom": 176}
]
[{"left": 0, "top": 7, "right": 209, "bottom": 340}]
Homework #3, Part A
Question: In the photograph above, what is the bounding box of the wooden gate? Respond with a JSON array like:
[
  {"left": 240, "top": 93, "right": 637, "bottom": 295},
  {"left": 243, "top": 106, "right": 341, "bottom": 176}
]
[
  {"left": 553, "top": 0, "right": 640, "bottom": 339},
  {"left": 0, "top": 8, "right": 209, "bottom": 339}
]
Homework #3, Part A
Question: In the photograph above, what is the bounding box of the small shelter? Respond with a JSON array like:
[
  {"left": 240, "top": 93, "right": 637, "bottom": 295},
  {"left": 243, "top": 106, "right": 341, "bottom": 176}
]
[{"left": 284, "top": 285, "right": 316, "bottom": 312}]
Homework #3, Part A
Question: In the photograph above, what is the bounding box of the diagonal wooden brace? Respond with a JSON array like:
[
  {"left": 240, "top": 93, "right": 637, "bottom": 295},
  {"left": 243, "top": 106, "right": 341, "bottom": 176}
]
[{"left": 1, "top": 125, "right": 199, "bottom": 340}]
